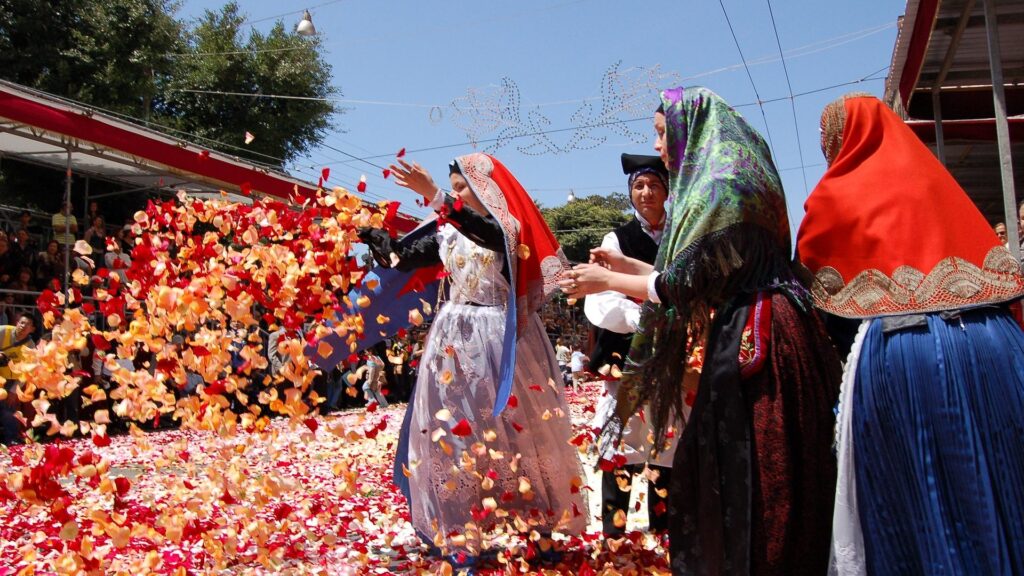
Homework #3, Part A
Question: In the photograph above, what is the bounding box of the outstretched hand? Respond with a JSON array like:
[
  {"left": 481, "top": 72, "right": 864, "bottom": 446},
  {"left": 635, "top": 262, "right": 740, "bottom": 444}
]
[
  {"left": 388, "top": 159, "right": 439, "bottom": 201},
  {"left": 589, "top": 247, "right": 654, "bottom": 276},
  {"left": 558, "top": 264, "right": 613, "bottom": 298}
]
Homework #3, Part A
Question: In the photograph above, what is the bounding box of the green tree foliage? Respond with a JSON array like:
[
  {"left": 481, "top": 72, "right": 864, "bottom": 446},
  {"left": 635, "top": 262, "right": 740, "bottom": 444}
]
[
  {"left": 0, "top": 1, "right": 336, "bottom": 167},
  {"left": 541, "top": 193, "right": 632, "bottom": 263},
  {"left": 159, "top": 3, "right": 336, "bottom": 166},
  {"left": 0, "top": 0, "right": 183, "bottom": 117}
]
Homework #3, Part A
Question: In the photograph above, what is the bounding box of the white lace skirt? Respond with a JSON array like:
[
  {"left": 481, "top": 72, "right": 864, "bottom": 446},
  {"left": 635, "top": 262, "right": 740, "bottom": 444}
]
[{"left": 405, "top": 302, "right": 588, "bottom": 553}]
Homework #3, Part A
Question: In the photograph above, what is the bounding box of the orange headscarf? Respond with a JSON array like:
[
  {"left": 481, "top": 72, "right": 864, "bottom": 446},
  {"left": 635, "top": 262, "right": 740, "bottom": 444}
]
[{"left": 797, "top": 95, "right": 1024, "bottom": 318}]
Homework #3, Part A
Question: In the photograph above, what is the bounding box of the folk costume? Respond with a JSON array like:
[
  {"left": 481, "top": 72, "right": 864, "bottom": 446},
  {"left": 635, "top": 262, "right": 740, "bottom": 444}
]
[
  {"left": 361, "top": 153, "right": 587, "bottom": 559},
  {"left": 798, "top": 94, "right": 1024, "bottom": 576},
  {"left": 618, "top": 87, "right": 842, "bottom": 576}
]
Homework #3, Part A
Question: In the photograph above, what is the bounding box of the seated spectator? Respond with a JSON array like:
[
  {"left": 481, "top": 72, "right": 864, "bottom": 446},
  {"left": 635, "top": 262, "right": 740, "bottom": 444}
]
[
  {"left": 71, "top": 243, "right": 95, "bottom": 277},
  {"left": 17, "top": 211, "right": 43, "bottom": 237},
  {"left": 0, "top": 234, "right": 14, "bottom": 285},
  {"left": 34, "top": 240, "right": 66, "bottom": 289},
  {"left": 0, "top": 294, "right": 14, "bottom": 326},
  {"left": 104, "top": 227, "right": 132, "bottom": 284},
  {"left": 10, "top": 228, "right": 35, "bottom": 267},
  {"left": 995, "top": 222, "right": 1008, "bottom": 246},
  {"left": 6, "top": 267, "right": 34, "bottom": 306}
]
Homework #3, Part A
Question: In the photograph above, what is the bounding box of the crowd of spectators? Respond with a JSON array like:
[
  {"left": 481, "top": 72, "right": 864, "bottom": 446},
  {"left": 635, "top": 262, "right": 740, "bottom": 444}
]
[
  {"left": 1, "top": 198, "right": 431, "bottom": 445},
  {"left": 0, "top": 201, "right": 135, "bottom": 317},
  {"left": 1, "top": 199, "right": 592, "bottom": 446}
]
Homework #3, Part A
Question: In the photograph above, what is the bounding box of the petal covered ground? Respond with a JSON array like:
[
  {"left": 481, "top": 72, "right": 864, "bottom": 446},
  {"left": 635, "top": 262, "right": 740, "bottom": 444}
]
[{"left": 0, "top": 379, "right": 671, "bottom": 575}]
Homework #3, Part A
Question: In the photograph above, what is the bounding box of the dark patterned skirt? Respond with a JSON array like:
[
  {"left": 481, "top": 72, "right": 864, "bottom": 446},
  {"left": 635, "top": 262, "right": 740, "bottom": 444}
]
[{"left": 669, "top": 291, "right": 841, "bottom": 576}]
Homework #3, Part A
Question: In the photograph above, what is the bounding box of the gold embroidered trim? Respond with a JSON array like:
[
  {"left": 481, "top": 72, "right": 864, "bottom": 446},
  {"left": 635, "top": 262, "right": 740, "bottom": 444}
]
[{"left": 812, "top": 245, "right": 1024, "bottom": 318}]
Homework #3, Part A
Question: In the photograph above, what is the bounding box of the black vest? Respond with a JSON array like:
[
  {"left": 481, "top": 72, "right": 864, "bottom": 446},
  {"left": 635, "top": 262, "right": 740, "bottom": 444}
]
[{"left": 588, "top": 218, "right": 658, "bottom": 371}]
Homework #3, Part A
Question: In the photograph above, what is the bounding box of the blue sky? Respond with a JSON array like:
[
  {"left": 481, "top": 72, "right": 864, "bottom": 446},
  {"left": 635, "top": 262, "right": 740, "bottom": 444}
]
[{"left": 177, "top": 0, "right": 903, "bottom": 238}]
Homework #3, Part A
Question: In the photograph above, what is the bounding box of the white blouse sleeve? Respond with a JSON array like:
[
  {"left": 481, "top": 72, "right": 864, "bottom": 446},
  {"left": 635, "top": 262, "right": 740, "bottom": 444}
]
[
  {"left": 646, "top": 271, "right": 662, "bottom": 304},
  {"left": 584, "top": 232, "right": 643, "bottom": 334}
]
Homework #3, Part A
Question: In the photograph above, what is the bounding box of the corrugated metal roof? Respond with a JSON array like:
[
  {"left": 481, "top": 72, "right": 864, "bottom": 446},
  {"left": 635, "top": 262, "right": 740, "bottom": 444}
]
[
  {"left": 885, "top": 0, "right": 1024, "bottom": 224},
  {"left": 915, "top": 2, "right": 1024, "bottom": 93}
]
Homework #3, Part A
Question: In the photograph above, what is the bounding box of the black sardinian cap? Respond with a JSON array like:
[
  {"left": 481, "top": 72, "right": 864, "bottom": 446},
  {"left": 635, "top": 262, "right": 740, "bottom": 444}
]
[{"left": 621, "top": 154, "right": 667, "bottom": 178}]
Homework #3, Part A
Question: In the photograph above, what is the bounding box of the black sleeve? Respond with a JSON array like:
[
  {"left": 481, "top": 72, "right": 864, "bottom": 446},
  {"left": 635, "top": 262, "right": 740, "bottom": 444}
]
[
  {"left": 441, "top": 196, "right": 506, "bottom": 252},
  {"left": 652, "top": 224, "right": 792, "bottom": 311},
  {"left": 358, "top": 228, "right": 441, "bottom": 272}
]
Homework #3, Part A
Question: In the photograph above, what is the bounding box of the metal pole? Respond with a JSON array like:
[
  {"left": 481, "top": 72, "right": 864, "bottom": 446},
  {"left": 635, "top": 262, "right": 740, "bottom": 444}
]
[
  {"left": 63, "top": 149, "right": 72, "bottom": 307},
  {"left": 83, "top": 176, "right": 90, "bottom": 225},
  {"left": 983, "top": 0, "right": 1020, "bottom": 262},
  {"left": 932, "top": 90, "right": 946, "bottom": 165}
]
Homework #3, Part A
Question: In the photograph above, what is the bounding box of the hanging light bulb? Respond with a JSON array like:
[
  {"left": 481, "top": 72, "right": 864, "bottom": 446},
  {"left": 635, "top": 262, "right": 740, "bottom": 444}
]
[
  {"left": 566, "top": 189, "right": 576, "bottom": 203},
  {"left": 296, "top": 10, "right": 317, "bottom": 36}
]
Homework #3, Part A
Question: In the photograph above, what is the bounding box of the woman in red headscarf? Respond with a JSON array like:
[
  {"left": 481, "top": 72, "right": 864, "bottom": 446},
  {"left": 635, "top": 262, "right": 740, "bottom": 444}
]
[
  {"left": 360, "top": 153, "right": 587, "bottom": 569},
  {"left": 797, "top": 94, "right": 1024, "bottom": 576}
]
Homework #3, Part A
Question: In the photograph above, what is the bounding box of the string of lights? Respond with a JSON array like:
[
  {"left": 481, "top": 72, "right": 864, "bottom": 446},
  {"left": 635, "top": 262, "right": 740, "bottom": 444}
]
[
  {"left": 320, "top": 68, "right": 887, "bottom": 167},
  {"left": 28, "top": 63, "right": 885, "bottom": 215}
]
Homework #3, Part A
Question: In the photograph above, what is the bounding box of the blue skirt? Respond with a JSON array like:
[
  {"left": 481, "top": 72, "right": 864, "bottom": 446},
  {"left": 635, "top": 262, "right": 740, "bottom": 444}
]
[{"left": 853, "top": 309, "right": 1024, "bottom": 575}]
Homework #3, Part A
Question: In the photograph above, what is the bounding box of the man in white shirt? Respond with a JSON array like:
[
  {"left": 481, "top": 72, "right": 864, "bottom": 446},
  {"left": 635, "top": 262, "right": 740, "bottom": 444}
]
[{"left": 583, "top": 154, "right": 678, "bottom": 536}]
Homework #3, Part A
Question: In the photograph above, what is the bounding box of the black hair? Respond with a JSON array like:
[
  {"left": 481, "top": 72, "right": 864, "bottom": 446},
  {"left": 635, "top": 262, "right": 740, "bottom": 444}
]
[{"left": 17, "top": 311, "right": 36, "bottom": 329}]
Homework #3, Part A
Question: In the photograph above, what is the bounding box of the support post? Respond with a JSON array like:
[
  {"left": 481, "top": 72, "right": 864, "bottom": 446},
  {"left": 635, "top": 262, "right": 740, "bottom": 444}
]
[
  {"left": 983, "top": 0, "right": 1020, "bottom": 263},
  {"left": 63, "top": 149, "right": 72, "bottom": 307},
  {"left": 932, "top": 90, "right": 946, "bottom": 165},
  {"left": 83, "top": 176, "right": 90, "bottom": 224}
]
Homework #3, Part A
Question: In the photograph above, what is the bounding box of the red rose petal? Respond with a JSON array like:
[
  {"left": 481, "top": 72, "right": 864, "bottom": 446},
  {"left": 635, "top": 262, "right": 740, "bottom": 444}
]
[
  {"left": 451, "top": 418, "right": 472, "bottom": 437},
  {"left": 90, "top": 334, "right": 111, "bottom": 352},
  {"left": 114, "top": 477, "right": 131, "bottom": 497}
]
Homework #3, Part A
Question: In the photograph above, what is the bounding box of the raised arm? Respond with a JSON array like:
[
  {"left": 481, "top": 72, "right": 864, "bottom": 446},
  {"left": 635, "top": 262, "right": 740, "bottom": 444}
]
[{"left": 358, "top": 228, "right": 441, "bottom": 272}]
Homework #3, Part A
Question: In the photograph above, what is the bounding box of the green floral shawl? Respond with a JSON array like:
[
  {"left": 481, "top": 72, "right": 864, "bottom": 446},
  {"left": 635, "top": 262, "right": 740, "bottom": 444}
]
[{"left": 618, "top": 86, "right": 803, "bottom": 444}]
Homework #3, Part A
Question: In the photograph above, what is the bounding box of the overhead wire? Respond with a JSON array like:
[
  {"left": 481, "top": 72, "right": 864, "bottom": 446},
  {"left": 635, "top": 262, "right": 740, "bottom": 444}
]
[
  {"left": 530, "top": 161, "right": 827, "bottom": 195},
  {"left": 241, "top": 0, "right": 347, "bottom": 27},
  {"left": 680, "top": 21, "right": 894, "bottom": 82},
  {"left": 317, "top": 68, "right": 886, "bottom": 168},
  {"left": 169, "top": 18, "right": 895, "bottom": 114},
  {"left": 12, "top": 85, "right": 416, "bottom": 209},
  {"left": 717, "top": 0, "right": 777, "bottom": 155},
  {"left": 170, "top": 0, "right": 593, "bottom": 58},
  {"left": 765, "top": 0, "right": 810, "bottom": 196},
  {"left": 37, "top": 61, "right": 886, "bottom": 215}
]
